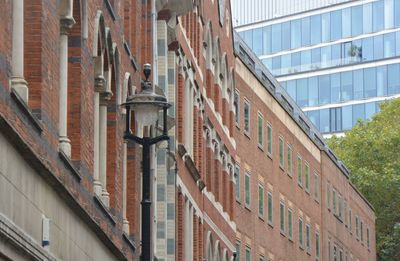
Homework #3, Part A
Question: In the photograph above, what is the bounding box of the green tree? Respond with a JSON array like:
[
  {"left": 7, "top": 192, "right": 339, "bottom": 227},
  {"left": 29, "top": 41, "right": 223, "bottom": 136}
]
[{"left": 328, "top": 99, "right": 400, "bottom": 261}]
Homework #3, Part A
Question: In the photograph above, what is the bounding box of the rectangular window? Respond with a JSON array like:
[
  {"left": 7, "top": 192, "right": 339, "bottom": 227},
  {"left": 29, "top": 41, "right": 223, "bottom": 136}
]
[
  {"left": 367, "top": 227, "right": 370, "bottom": 249},
  {"left": 385, "top": 0, "right": 395, "bottom": 29},
  {"left": 351, "top": 5, "right": 363, "bottom": 36},
  {"left": 258, "top": 113, "right": 264, "bottom": 148},
  {"left": 373, "top": 35, "right": 384, "bottom": 60},
  {"left": 306, "top": 224, "right": 311, "bottom": 254},
  {"left": 349, "top": 209, "right": 353, "bottom": 232},
  {"left": 288, "top": 208, "right": 293, "bottom": 240},
  {"left": 388, "top": 64, "right": 400, "bottom": 95},
  {"left": 234, "top": 90, "right": 240, "bottom": 125},
  {"left": 280, "top": 201, "right": 285, "bottom": 234},
  {"left": 334, "top": 245, "right": 338, "bottom": 261},
  {"left": 268, "top": 192, "right": 273, "bottom": 225},
  {"left": 271, "top": 24, "right": 282, "bottom": 53},
  {"left": 299, "top": 217, "right": 304, "bottom": 247},
  {"left": 291, "top": 19, "right": 301, "bottom": 49},
  {"left": 245, "top": 173, "right": 251, "bottom": 208},
  {"left": 314, "top": 173, "right": 319, "bottom": 201},
  {"left": 363, "top": 3, "right": 373, "bottom": 33},
  {"left": 319, "top": 75, "right": 331, "bottom": 105},
  {"left": 297, "top": 78, "right": 308, "bottom": 107},
  {"left": 342, "top": 8, "right": 351, "bottom": 38},
  {"left": 361, "top": 220, "right": 364, "bottom": 242},
  {"left": 341, "top": 71, "right": 353, "bottom": 102},
  {"left": 384, "top": 32, "right": 396, "bottom": 58},
  {"left": 316, "top": 232, "right": 320, "bottom": 259},
  {"left": 263, "top": 26, "right": 271, "bottom": 55},
  {"left": 373, "top": 0, "right": 384, "bottom": 31},
  {"left": 297, "top": 155, "right": 302, "bottom": 186},
  {"left": 328, "top": 240, "right": 331, "bottom": 261},
  {"left": 305, "top": 163, "right": 310, "bottom": 192},
  {"left": 253, "top": 28, "right": 263, "bottom": 56},
  {"left": 356, "top": 216, "right": 359, "bottom": 240},
  {"left": 333, "top": 189, "right": 337, "bottom": 214},
  {"left": 282, "top": 22, "right": 291, "bottom": 50},
  {"left": 258, "top": 184, "right": 264, "bottom": 218},
  {"left": 236, "top": 241, "right": 241, "bottom": 261},
  {"left": 235, "top": 165, "right": 240, "bottom": 201},
  {"left": 339, "top": 194, "right": 343, "bottom": 219},
  {"left": 267, "top": 123, "right": 272, "bottom": 156},
  {"left": 259, "top": 255, "right": 264, "bottom": 261},
  {"left": 279, "top": 136, "right": 284, "bottom": 168},
  {"left": 331, "top": 10, "right": 342, "bottom": 40},
  {"left": 245, "top": 246, "right": 251, "bottom": 261},
  {"left": 311, "top": 15, "right": 322, "bottom": 45},
  {"left": 321, "top": 12, "right": 331, "bottom": 42},
  {"left": 396, "top": 0, "right": 400, "bottom": 27},
  {"left": 244, "top": 99, "right": 250, "bottom": 135},
  {"left": 301, "top": 17, "right": 311, "bottom": 46},
  {"left": 287, "top": 145, "right": 293, "bottom": 176},
  {"left": 327, "top": 182, "right": 331, "bottom": 210}
]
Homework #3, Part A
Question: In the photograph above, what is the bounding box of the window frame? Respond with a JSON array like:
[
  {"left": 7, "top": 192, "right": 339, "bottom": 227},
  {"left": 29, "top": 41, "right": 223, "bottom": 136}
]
[
  {"left": 316, "top": 231, "right": 320, "bottom": 260},
  {"left": 288, "top": 208, "right": 293, "bottom": 240},
  {"left": 266, "top": 122, "right": 273, "bottom": 157},
  {"left": 245, "top": 172, "right": 251, "bottom": 209},
  {"left": 297, "top": 154, "right": 303, "bottom": 187},
  {"left": 298, "top": 217, "right": 304, "bottom": 248},
  {"left": 243, "top": 98, "right": 251, "bottom": 136},
  {"left": 304, "top": 162, "right": 310, "bottom": 193},
  {"left": 267, "top": 191, "right": 273, "bottom": 226},
  {"left": 314, "top": 172, "right": 320, "bottom": 202},
  {"left": 235, "top": 164, "right": 241, "bottom": 202},
  {"left": 306, "top": 223, "right": 311, "bottom": 254},
  {"left": 280, "top": 200, "right": 286, "bottom": 235},
  {"left": 258, "top": 183, "right": 265, "bottom": 219},
  {"left": 278, "top": 136, "right": 285, "bottom": 169},
  {"left": 234, "top": 89, "right": 240, "bottom": 127},
  {"left": 287, "top": 144, "right": 293, "bottom": 177},
  {"left": 257, "top": 112, "right": 264, "bottom": 149}
]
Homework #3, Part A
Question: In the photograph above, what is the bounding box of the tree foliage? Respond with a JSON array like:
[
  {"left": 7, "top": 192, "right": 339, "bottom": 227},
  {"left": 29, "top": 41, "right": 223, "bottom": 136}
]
[{"left": 327, "top": 98, "right": 400, "bottom": 261}]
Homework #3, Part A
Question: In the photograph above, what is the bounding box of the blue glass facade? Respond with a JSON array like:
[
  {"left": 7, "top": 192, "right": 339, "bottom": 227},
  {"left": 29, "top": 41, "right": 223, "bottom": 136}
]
[{"left": 237, "top": 0, "right": 400, "bottom": 134}]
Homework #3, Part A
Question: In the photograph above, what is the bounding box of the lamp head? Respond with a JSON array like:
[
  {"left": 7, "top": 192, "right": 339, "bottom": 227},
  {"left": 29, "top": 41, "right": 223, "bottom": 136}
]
[{"left": 143, "top": 63, "right": 151, "bottom": 81}]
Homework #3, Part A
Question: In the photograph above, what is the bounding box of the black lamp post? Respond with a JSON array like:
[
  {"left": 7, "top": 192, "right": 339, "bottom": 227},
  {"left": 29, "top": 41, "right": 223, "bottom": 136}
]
[{"left": 122, "top": 64, "right": 170, "bottom": 261}]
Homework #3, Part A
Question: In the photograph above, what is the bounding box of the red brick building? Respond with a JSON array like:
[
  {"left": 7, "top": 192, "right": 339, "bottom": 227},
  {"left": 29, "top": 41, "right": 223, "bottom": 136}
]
[
  {"left": 0, "top": 0, "right": 375, "bottom": 261},
  {"left": 233, "top": 35, "right": 376, "bottom": 261}
]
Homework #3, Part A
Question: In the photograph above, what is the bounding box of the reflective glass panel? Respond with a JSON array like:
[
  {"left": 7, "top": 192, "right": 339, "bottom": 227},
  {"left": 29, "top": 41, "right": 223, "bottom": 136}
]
[
  {"left": 301, "top": 17, "right": 311, "bottom": 46},
  {"left": 263, "top": 26, "right": 272, "bottom": 55},
  {"left": 364, "top": 67, "right": 377, "bottom": 98},
  {"left": 377, "top": 65, "right": 388, "bottom": 96},
  {"left": 253, "top": 28, "right": 263, "bottom": 56},
  {"left": 396, "top": 32, "right": 400, "bottom": 56},
  {"left": 311, "top": 48, "right": 321, "bottom": 69},
  {"left": 282, "top": 22, "right": 291, "bottom": 51},
  {"left": 297, "top": 79, "right": 308, "bottom": 107},
  {"left": 373, "top": 0, "right": 384, "bottom": 31},
  {"left": 331, "top": 10, "right": 342, "bottom": 40},
  {"left": 342, "top": 8, "right": 351, "bottom": 38},
  {"left": 342, "top": 105, "right": 353, "bottom": 130},
  {"left": 331, "top": 73, "right": 341, "bottom": 103},
  {"left": 343, "top": 42, "right": 353, "bottom": 64},
  {"left": 351, "top": 5, "right": 363, "bottom": 36},
  {"left": 309, "top": 77, "right": 319, "bottom": 106},
  {"left": 395, "top": 0, "right": 400, "bottom": 27},
  {"left": 373, "top": 35, "right": 384, "bottom": 59},
  {"left": 363, "top": 3, "right": 373, "bottom": 33},
  {"left": 362, "top": 37, "right": 373, "bottom": 61},
  {"left": 384, "top": 33, "right": 396, "bottom": 58},
  {"left": 341, "top": 71, "right": 353, "bottom": 101},
  {"left": 350, "top": 40, "right": 362, "bottom": 63},
  {"left": 301, "top": 50, "right": 311, "bottom": 71},
  {"left": 321, "top": 13, "right": 331, "bottom": 42},
  {"left": 353, "top": 104, "right": 365, "bottom": 125},
  {"left": 320, "top": 109, "right": 330, "bottom": 133},
  {"left": 308, "top": 110, "right": 320, "bottom": 128},
  {"left": 281, "top": 54, "right": 291, "bottom": 75},
  {"left": 272, "top": 56, "right": 281, "bottom": 75},
  {"left": 319, "top": 75, "right": 331, "bottom": 105},
  {"left": 262, "top": 58, "right": 272, "bottom": 71},
  {"left": 244, "top": 30, "right": 253, "bottom": 49},
  {"left": 353, "top": 69, "right": 364, "bottom": 99},
  {"left": 321, "top": 46, "right": 331, "bottom": 68},
  {"left": 272, "top": 24, "right": 282, "bottom": 53},
  {"left": 287, "top": 80, "right": 296, "bottom": 100},
  {"left": 365, "top": 102, "right": 376, "bottom": 119},
  {"left": 331, "top": 44, "right": 341, "bottom": 66},
  {"left": 388, "top": 64, "right": 400, "bottom": 94},
  {"left": 311, "top": 15, "right": 322, "bottom": 45},
  {"left": 291, "top": 19, "right": 301, "bottom": 49},
  {"left": 292, "top": 52, "right": 301, "bottom": 73},
  {"left": 384, "top": 0, "right": 394, "bottom": 29}
]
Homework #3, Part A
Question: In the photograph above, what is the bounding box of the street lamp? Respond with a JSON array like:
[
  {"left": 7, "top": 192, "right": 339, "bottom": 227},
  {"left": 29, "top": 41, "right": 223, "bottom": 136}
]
[{"left": 122, "top": 64, "right": 170, "bottom": 261}]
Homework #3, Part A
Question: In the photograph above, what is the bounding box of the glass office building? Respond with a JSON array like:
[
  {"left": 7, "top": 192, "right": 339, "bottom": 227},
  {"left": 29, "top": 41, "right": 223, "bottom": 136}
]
[{"left": 235, "top": 0, "right": 400, "bottom": 135}]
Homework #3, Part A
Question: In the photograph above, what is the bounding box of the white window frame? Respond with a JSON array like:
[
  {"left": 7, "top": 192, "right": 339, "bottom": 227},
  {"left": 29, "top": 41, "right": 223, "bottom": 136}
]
[
  {"left": 267, "top": 122, "right": 273, "bottom": 156},
  {"left": 280, "top": 200, "right": 285, "bottom": 235},
  {"left": 235, "top": 164, "right": 241, "bottom": 202},
  {"left": 287, "top": 144, "right": 293, "bottom": 177},
  {"left": 278, "top": 136, "right": 285, "bottom": 169},
  {"left": 267, "top": 191, "right": 273, "bottom": 226},
  {"left": 257, "top": 112, "right": 264, "bottom": 149},
  {"left": 234, "top": 89, "right": 240, "bottom": 126},
  {"left": 258, "top": 183, "right": 265, "bottom": 218},
  {"left": 243, "top": 98, "right": 250, "bottom": 136},
  {"left": 304, "top": 162, "right": 310, "bottom": 193},
  {"left": 297, "top": 154, "right": 302, "bottom": 187},
  {"left": 245, "top": 172, "right": 251, "bottom": 208},
  {"left": 288, "top": 208, "right": 293, "bottom": 240}
]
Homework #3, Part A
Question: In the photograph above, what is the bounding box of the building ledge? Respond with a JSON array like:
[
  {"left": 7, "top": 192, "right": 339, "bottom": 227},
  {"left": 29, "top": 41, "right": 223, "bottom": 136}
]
[
  {"left": 94, "top": 195, "right": 117, "bottom": 226},
  {"left": 10, "top": 89, "right": 43, "bottom": 133},
  {"left": 59, "top": 151, "right": 82, "bottom": 182}
]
